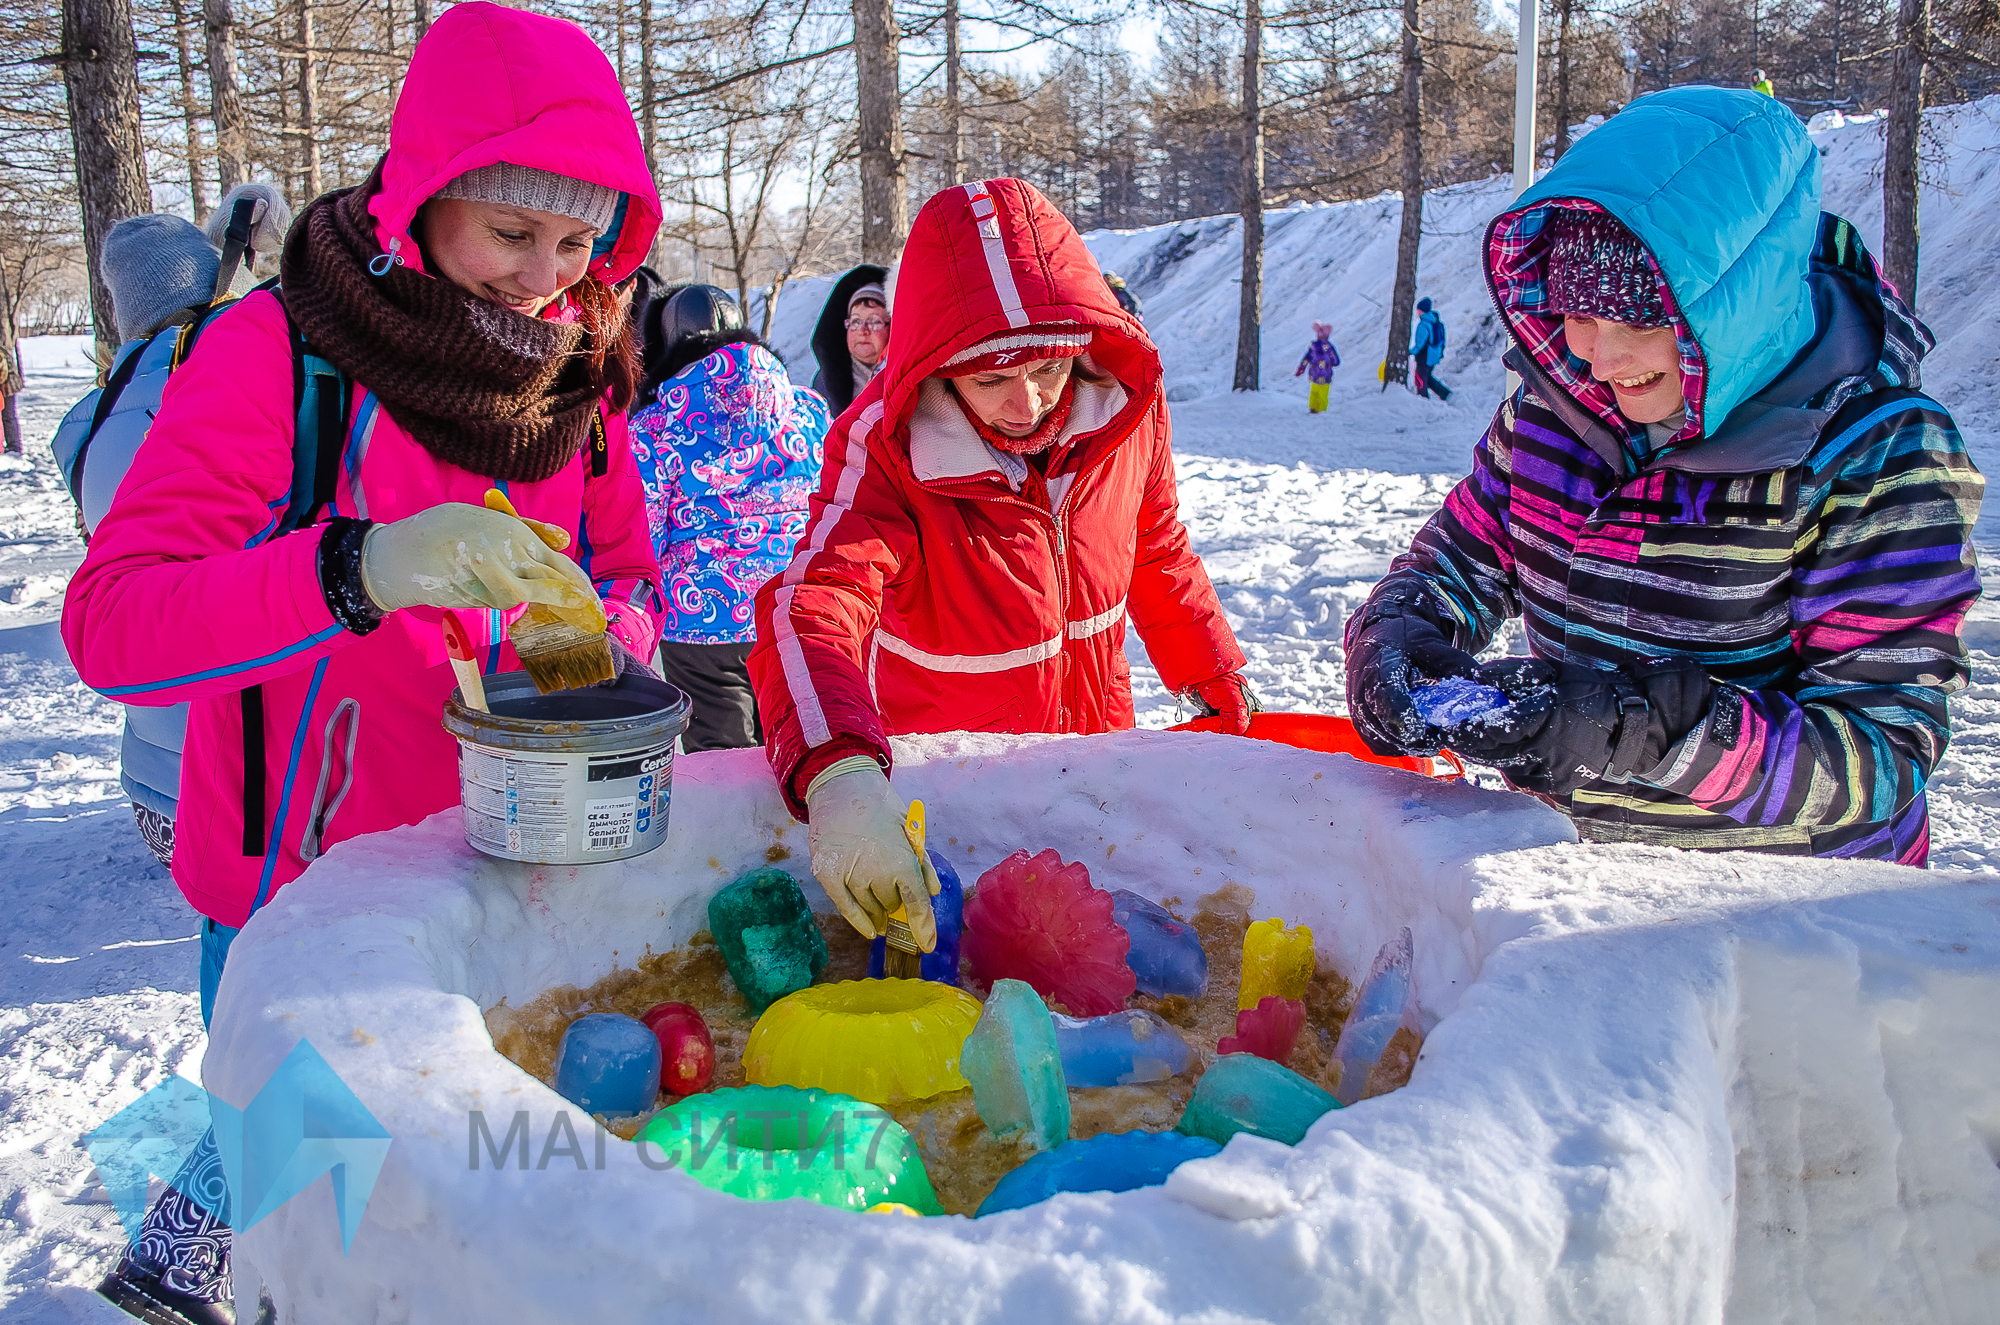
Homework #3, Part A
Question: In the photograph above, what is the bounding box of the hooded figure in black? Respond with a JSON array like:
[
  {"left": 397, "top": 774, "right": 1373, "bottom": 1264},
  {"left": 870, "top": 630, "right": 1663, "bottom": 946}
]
[{"left": 809, "top": 263, "right": 890, "bottom": 416}]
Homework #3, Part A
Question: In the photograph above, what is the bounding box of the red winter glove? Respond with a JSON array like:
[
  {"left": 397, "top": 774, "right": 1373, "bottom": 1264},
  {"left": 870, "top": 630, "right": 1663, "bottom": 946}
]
[{"left": 1187, "top": 674, "right": 1259, "bottom": 735}]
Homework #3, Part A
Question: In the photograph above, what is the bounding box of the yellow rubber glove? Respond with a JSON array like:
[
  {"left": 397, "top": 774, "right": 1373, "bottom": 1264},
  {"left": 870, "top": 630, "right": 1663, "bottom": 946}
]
[
  {"left": 803, "top": 758, "right": 939, "bottom": 948},
  {"left": 359, "top": 501, "right": 599, "bottom": 616}
]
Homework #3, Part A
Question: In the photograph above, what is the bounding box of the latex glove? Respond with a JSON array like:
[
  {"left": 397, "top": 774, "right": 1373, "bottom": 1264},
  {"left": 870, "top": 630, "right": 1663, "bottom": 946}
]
[
  {"left": 804, "top": 760, "right": 939, "bottom": 948},
  {"left": 1344, "top": 602, "right": 1481, "bottom": 756},
  {"left": 1447, "top": 656, "right": 1717, "bottom": 795},
  {"left": 359, "top": 502, "right": 597, "bottom": 616},
  {"left": 1184, "top": 673, "right": 1259, "bottom": 735}
]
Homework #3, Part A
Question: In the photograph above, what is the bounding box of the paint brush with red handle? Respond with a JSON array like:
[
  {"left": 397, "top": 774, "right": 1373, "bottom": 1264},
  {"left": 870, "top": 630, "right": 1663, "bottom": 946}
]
[{"left": 441, "top": 610, "right": 488, "bottom": 712}]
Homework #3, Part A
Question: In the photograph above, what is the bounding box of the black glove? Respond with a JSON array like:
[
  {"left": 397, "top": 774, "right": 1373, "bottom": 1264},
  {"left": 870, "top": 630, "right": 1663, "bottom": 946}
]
[
  {"left": 597, "top": 636, "right": 663, "bottom": 688},
  {"left": 1446, "top": 656, "right": 1716, "bottom": 796},
  {"left": 1344, "top": 592, "right": 1482, "bottom": 756}
]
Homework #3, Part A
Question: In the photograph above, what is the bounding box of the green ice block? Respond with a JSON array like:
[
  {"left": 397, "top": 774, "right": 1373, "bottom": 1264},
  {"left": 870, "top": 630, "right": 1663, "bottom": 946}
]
[
  {"left": 1176, "top": 1053, "right": 1340, "bottom": 1146},
  {"left": 707, "top": 867, "right": 829, "bottom": 1013}
]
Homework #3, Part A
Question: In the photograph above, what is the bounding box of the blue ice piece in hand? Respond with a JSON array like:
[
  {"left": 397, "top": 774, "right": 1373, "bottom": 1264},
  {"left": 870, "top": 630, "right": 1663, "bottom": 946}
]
[
  {"left": 977, "top": 1130, "right": 1221, "bottom": 1215},
  {"left": 1110, "top": 889, "right": 1208, "bottom": 998},
  {"left": 961, "top": 979, "right": 1070, "bottom": 1149},
  {"left": 1412, "top": 677, "right": 1510, "bottom": 728},
  {"left": 555, "top": 1013, "right": 662, "bottom": 1119},
  {"left": 867, "top": 850, "right": 964, "bottom": 984},
  {"left": 1050, "top": 1009, "right": 1195, "bottom": 1086},
  {"left": 1332, "top": 926, "right": 1413, "bottom": 1105}
]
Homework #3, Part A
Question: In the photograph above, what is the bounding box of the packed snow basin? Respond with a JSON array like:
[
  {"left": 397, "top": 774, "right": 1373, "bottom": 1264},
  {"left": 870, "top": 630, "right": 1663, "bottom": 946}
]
[{"left": 204, "top": 728, "right": 2000, "bottom": 1324}]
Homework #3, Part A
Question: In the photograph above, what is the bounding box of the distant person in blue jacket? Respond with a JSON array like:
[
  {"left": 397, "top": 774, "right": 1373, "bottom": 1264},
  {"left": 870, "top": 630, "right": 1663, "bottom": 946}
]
[{"left": 1410, "top": 297, "right": 1451, "bottom": 401}]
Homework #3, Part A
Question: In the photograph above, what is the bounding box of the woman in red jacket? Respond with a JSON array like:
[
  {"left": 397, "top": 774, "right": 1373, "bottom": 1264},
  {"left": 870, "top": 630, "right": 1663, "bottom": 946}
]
[{"left": 749, "top": 178, "right": 1250, "bottom": 945}]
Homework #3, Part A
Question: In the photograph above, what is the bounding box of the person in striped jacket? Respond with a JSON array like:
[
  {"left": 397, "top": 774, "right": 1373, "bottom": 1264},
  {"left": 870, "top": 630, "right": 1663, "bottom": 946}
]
[
  {"left": 1346, "top": 86, "right": 1983, "bottom": 864},
  {"left": 749, "top": 178, "right": 1250, "bottom": 943}
]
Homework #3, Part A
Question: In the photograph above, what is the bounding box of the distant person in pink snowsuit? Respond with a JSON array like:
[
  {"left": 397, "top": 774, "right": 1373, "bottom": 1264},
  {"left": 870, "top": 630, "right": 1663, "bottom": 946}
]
[
  {"left": 64, "top": 6, "right": 663, "bottom": 1318},
  {"left": 1295, "top": 321, "right": 1340, "bottom": 413}
]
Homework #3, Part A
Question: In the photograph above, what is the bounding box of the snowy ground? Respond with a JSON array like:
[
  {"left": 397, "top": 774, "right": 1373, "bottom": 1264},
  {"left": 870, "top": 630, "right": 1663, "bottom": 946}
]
[{"left": 4, "top": 96, "right": 1999, "bottom": 1319}]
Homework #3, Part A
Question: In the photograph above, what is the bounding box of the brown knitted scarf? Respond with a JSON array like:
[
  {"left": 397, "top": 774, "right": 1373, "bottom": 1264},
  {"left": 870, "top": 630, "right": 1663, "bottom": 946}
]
[{"left": 279, "top": 169, "right": 609, "bottom": 483}]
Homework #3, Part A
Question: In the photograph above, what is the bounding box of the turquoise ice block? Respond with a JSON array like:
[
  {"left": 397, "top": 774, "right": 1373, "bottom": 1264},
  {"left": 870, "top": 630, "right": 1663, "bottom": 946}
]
[
  {"left": 960, "top": 978, "right": 1070, "bottom": 1149},
  {"left": 1050, "top": 1009, "right": 1194, "bottom": 1086},
  {"left": 706, "top": 867, "right": 829, "bottom": 1013},
  {"left": 1176, "top": 1053, "right": 1339, "bottom": 1146}
]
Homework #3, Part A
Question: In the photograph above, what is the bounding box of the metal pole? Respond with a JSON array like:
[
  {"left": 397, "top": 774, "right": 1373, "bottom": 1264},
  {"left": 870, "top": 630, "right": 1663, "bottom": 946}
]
[{"left": 1513, "top": 0, "right": 1538, "bottom": 195}]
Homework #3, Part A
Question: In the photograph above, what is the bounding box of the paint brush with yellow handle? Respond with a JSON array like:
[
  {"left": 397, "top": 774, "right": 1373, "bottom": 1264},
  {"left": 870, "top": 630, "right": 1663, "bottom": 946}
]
[
  {"left": 882, "top": 800, "right": 943, "bottom": 978},
  {"left": 481, "top": 488, "right": 616, "bottom": 693}
]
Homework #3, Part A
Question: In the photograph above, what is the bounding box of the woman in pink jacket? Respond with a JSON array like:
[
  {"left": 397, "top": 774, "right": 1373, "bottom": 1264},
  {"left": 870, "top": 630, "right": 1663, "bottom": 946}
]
[{"left": 63, "top": 7, "right": 662, "bottom": 1319}]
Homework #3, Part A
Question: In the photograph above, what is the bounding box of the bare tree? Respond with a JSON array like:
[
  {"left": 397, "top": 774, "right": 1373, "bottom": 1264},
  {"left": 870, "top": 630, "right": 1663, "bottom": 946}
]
[
  {"left": 1383, "top": 0, "right": 1423, "bottom": 389},
  {"left": 1234, "top": 0, "right": 1264, "bottom": 391},
  {"left": 945, "top": 0, "right": 965, "bottom": 183},
  {"left": 1882, "top": 0, "right": 1926, "bottom": 304},
  {"left": 60, "top": 0, "right": 152, "bottom": 359},
  {"left": 204, "top": 0, "right": 245, "bottom": 192},
  {"left": 170, "top": 0, "right": 208, "bottom": 215},
  {"left": 854, "top": 0, "right": 908, "bottom": 263},
  {"left": 296, "top": 0, "right": 322, "bottom": 199}
]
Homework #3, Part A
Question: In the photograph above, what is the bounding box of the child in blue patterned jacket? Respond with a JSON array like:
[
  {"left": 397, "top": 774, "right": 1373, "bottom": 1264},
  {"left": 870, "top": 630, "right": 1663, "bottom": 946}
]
[
  {"left": 1295, "top": 321, "right": 1340, "bottom": 412},
  {"left": 629, "top": 285, "right": 830, "bottom": 749}
]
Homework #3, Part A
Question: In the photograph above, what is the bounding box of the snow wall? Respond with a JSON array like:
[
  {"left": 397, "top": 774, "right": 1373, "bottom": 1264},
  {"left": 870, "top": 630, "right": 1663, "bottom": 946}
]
[{"left": 206, "top": 730, "right": 2000, "bottom": 1323}]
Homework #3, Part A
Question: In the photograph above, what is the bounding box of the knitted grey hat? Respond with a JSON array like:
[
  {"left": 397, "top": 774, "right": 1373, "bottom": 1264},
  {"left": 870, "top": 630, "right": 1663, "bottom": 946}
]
[
  {"left": 102, "top": 214, "right": 221, "bottom": 343},
  {"left": 434, "top": 162, "right": 620, "bottom": 233}
]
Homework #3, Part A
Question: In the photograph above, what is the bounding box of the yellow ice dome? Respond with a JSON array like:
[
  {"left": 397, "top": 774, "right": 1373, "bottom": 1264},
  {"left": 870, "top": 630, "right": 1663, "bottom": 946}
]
[{"left": 745, "top": 978, "right": 983, "bottom": 1105}]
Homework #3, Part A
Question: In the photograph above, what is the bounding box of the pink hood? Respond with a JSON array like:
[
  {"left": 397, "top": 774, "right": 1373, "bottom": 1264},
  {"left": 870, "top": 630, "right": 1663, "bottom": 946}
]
[{"left": 369, "top": 1, "right": 661, "bottom": 284}]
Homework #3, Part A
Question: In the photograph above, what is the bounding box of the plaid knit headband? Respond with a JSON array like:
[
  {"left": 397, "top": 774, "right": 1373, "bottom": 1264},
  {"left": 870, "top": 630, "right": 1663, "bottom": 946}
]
[{"left": 1542, "top": 209, "right": 1670, "bottom": 329}]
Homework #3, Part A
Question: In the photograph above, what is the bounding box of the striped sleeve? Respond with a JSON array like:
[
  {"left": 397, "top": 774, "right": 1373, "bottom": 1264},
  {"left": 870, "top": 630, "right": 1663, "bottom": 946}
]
[
  {"left": 1383, "top": 401, "right": 1529, "bottom": 653},
  {"left": 747, "top": 402, "right": 916, "bottom": 817},
  {"left": 1634, "top": 395, "right": 1983, "bottom": 843}
]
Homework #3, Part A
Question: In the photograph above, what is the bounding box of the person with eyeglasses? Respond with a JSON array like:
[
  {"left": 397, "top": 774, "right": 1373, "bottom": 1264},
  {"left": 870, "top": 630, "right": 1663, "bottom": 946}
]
[{"left": 809, "top": 264, "right": 891, "bottom": 417}]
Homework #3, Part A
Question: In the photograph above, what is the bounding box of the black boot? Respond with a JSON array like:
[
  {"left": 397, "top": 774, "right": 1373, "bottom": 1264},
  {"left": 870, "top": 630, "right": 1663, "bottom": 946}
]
[{"left": 98, "top": 1131, "right": 235, "bottom": 1324}]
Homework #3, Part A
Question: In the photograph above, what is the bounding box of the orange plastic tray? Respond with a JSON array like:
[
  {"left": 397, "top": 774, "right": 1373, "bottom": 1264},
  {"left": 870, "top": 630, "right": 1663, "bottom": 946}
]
[{"left": 1167, "top": 712, "right": 1466, "bottom": 780}]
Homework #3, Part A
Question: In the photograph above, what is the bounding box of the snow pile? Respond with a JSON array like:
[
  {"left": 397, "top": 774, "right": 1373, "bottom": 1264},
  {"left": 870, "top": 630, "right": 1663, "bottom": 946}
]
[{"left": 210, "top": 732, "right": 2000, "bottom": 1323}]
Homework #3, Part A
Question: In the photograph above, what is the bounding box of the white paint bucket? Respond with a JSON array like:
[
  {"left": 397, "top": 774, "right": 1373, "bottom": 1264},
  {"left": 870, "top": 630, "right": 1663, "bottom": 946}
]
[{"left": 440, "top": 671, "right": 691, "bottom": 865}]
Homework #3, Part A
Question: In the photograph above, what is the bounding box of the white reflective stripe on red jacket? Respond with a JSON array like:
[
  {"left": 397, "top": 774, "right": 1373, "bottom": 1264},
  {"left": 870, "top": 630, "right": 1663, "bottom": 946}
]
[
  {"left": 775, "top": 400, "right": 884, "bottom": 746},
  {"left": 963, "top": 181, "right": 1030, "bottom": 329},
  {"left": 875, "top": 599, "right": 1127, "bottom": 674}
]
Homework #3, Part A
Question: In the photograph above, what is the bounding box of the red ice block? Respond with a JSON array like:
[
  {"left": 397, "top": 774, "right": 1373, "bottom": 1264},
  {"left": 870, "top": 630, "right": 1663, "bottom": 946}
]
[
  {"left": 962, "top": 849, "right": 1135, "bottom": 1017},
  {"left": 1217, "top": 995, "right": 1307, "bottom": 1067},
  {"left": 641, "top": 1002, "right": 716, "bottom": 1097}
]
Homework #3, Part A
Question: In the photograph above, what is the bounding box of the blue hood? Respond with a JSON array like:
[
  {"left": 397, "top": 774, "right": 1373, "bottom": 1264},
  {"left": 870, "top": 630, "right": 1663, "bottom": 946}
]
[{"left": 1486, "top": 86, "right": 1821, "bottom": 443}]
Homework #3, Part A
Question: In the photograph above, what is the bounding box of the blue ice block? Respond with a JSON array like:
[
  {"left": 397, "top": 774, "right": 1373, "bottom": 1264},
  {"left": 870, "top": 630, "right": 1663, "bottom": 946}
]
[
  {"left": 1050, "top": 1009, "right": 1195, "bottom": 1086},
  {"left": 1110, "top": 889, "right": 1208, "bottom": 998},
  {"left": 554, "top": 1013, "right": 662, "bottom": 1119},
  {"left": 867, "top": 850, "right": 964, "bottom": 984},
  {"left": 1176, "top": 1053, "right": 1339, "bottom": 1146},
  {"left": 977, "top": 1130, "right": 1221, "bottom": 1215},
  {"left": 960, "top": 978, "right": 1070, "bottom": 1149},
  {"left": 1332, "top": 926, "right": 1413, "bottom": 1105},
  {"left": 1412, "top": 677, "right": 1510, "bottom": 728}
]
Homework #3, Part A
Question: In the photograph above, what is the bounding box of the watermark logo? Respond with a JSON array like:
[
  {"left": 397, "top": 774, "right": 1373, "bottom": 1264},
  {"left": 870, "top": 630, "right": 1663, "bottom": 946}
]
[{"left": 83, "top": 1040, "right": 390, "bottom": 1254}]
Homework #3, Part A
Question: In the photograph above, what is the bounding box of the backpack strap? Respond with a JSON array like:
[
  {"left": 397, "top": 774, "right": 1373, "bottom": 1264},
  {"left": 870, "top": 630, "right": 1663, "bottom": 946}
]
[
  {"left": 242, "top": 280, "right": 352, "bottom": 857},
  {"left": 68, "top": 341, "right": 149, "bottom": 506},
  {"left": 211, "top": 194, "right": 258, "bottom": 303}
]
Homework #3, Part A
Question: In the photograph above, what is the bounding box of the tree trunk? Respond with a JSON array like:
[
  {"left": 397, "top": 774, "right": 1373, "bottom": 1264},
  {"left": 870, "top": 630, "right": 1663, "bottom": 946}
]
[
  {"left": 204, "top": 0, "right": 245, "bottom": 193},
  {"left": 171, "top": 0, "right": 208, "bottom": 217},
  {"left": 297, "top": 0, "right": 322, "bottom": 199},
  {"left": 1552, "top": 0, "right": 1572, "bottom": 163},
  {"left": 1383, "top": 0, "right": 1423, "bottom": 389},
  {"left": 945, "top": 0, "right": 964, "bottom": 184},
  {"left": 639, "top": 0, "right": 659, "bottom": 208},
  {"left": 61, "top": 0, "right": 153, "bottom": 361},
  {"left": 1882, "top": 0, "right": 1925, "bottom": 305},
  {"left": 0, "top": 263, "right": 19, "bottom": 454},
  {"left": 853, "top": 0, "right": 907, "bottom": 265},
  {"left": 413, "top": 0, "right": 428, "bottom": 40},
  {"left": 1232, "top": 0, "right": 1263, "bottom": 393}
]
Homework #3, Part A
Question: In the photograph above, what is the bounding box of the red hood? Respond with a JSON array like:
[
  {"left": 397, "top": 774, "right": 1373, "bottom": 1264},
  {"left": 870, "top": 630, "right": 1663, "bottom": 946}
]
[
  {"left": 367, "top": 1, "right": 660, "bottom": 285},
  {"left": 877, "top": 179, "right": 1160, "bottom": 432}
]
